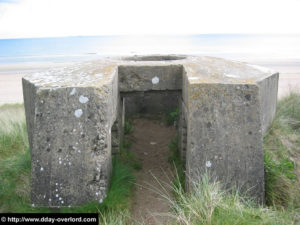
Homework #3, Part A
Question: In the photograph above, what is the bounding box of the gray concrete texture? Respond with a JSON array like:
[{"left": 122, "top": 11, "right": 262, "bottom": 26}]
[{"left": 22, "top": 55, "right": 278, "bottom": 206}]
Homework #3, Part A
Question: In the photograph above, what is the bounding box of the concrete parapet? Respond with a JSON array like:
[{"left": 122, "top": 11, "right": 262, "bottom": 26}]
[{"left": 23, "top": 55, "right": 278, "bottom": 206}]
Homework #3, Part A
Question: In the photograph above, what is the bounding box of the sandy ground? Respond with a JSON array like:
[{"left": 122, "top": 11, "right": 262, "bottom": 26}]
[
  {"left": 128, "top": 118, "right": 176, "bottom": 225},
  {"left": 0, "top": 62, "right": 72, "bottom": 105},
  {"left": 0, "top": 60, "right": 299, "bottom": 105},
  {"left": 0, "top": 73, "right": 24, "bottom": 105}
]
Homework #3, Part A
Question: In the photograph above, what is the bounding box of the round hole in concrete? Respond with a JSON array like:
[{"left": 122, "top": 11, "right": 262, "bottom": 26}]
[{"left": 123, "top": 55, "right": 186, "bottom": 61}]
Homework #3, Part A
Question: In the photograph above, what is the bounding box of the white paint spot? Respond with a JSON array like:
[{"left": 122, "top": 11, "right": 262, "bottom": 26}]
[
  {"left": 74, "top": 109, "right": 83, "bottom": 118},
  {"left": 68, "top": 205, "right": 71, "bottom": 208},
  {"left": 32, "top": 203, "right": 35, "bottom": 207},
  {"left": 43, "top": 195, "right": 46, "bottom": 199},
  {"left": 224, "top": 73, "right": 239, "bottom": 78},
  {"left": 56, "top": 183, "right": 58, "bottom": 186},
  {"left": 70, "top": 88, "right": 76, "bottom": 95},
  {"left": 49, "top": 198, "right": 52, "bottom": 202},
  {"left": 68, "top": 162, "right": 71, "bottom": 166},
  {"left": 206, "top": 161, "right": 212, "bottom": 168},
  {"left": 59, "top": 161, "right": 62, "bottom": 165},
  {"left": 96, "top": 192, "right": 99, "bottom": 196},
  {"left": 55, "top": 189, "right": 58, "bottom": 192},
  {"left": 59, "top": 197, "right": 62, "bottom": 200},
  {"left": 79, "top": 95, "right": 89, "bottom": 103},
  {"left": 59, "top": 157, "right": 61, "bottom": 160},
  {"left": 40, "top": 167, "right": 44, "bottom": 171},
  {"left": 56, "top": 194, "right": 59, "bottom": 197},
  {"left": 61, "top": 201, "right": 64, "bottom": 204},
  {"left": 152, "top": 76, "right": 159, "bottom": 84},
  {"left": 77, "top": 150, "right": 81, "bottom": 153},
  {"left": 188, "top": 76, "right": 201, "bottom": 80},
  {"left": 99, "top": 199, "right": 103, "bottom": 203}
]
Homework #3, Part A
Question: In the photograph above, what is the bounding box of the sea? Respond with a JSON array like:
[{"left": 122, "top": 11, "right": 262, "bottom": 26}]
[{"left": 0, "top": 34, "right": 300, "bottom": 66}]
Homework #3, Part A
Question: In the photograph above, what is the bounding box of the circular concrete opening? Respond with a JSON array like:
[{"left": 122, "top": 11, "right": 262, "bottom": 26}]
[{"left": 123, "top": 55, "right": 186, "bottom": 61}]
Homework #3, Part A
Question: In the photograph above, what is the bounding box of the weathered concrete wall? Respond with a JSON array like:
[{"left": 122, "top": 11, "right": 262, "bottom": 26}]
[
  {"left": 23, "top": 55, "right": 279, "bottom": 206},
  {"left": 23, "top": 63, "right": 119, "bottom": 207},
  {"left": 178, "top": 98, "right": 188, "bottom": 165},
  {"left": 111, "top": 97, "right": 123, "bottom": 154},
  {"left": 29, "top": 87, "right": 114, "bottom": 206},
  {"left": 185, "top": 83, "right": 264, "bottom": 202},
  {"left": 257, "top": 73, "right": 279, "bottom": 135},
  {"left": 122, "top": 91, "right": 180, "bottom": 117},
  {"left": 22, "top": 78, "right": 37, "bottom": 152},
  {"left": 118, "top": 65, "right": 183, "bottom": 92}
]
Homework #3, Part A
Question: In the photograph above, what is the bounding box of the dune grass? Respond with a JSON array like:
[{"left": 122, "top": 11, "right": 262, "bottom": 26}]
[
  {"left": 165, "top": 174, "right": 299, "bottom": 225},
  {"left": 264, "top": 93, "right": 300, "bottom": 208}
]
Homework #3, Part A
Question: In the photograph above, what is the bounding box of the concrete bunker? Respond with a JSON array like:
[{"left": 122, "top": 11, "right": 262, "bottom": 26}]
[{"left": 22, "top": 55, "right": 279, "bottom": 207}]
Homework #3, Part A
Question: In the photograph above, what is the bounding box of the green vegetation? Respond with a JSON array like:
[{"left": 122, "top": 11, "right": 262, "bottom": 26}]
[
  {"left": 120, "top": 144, "right": 142, "bottom": 171},
  {"left": 166, "top": 174, "right": 299, "bottom": 225},
  {"left": 264, "top": 93, "right": 300, "bottom": 208},
  {"left": 165, "top": 108, "right": 179, "bottom": 126},
  {"left": 0, "top": 104, "right": 28, "bottom": 161},
  {"left": 124, "top": 117, "right": 134, "bottom": 135}
]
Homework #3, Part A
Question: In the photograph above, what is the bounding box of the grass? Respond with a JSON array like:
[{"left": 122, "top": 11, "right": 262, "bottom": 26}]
[
  {"left": 263, "top": 93, "right": 300, "bottom": 208},
  {"left": 165, "top": 108, "right": 179, "bottom": 126},
  {"left": 0, "top": 104, "right": 28, "bottom": 161},
  {"left": 165, "top": 173, "right": 300, "bottom": 225},
  {"left": 0, "top": 104, "right": 136, "bottom": 224},
  {"left": 124, "top": 117, "right": 134, "bottom": 135}
]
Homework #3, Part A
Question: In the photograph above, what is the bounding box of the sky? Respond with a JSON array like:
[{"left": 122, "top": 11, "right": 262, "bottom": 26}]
[{"left": 0, "top": 0, "right": 300, "bottom": 39}]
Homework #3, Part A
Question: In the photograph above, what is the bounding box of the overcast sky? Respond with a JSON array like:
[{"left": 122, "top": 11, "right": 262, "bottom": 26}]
[{"left": 0, "top": 0, "right": 299, "bottom": 39}]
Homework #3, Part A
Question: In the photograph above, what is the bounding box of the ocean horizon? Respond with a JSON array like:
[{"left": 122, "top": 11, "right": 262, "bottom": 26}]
[{"left": 1, "top": 34, "right": 300, "bottom": 66}]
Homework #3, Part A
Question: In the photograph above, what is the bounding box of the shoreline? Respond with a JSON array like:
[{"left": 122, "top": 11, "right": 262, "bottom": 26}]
[{"left": 0, "top": 59, "right": 299, "bottom": 105}]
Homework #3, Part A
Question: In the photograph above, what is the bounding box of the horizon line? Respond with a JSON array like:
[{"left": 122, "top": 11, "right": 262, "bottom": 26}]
[{"left": 1, "top": 33, "right": 300, "bottom": 40}]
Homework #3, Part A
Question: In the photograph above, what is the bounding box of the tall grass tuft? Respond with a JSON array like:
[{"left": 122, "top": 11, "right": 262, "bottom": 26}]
[
  {"left": 264, "top": 93, "right": 300, "bottom": 208},
  {"left": 166, "top": 173, "right": 299, "bottom": 225},
  {"left": 0, "top": 104, "right": 28, "bottom": 160}
]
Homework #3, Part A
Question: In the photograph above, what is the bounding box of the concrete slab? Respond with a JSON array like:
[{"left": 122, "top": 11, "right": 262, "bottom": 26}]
[{"left": 23, "top": 55, "right": 278, "bottom": 206}]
